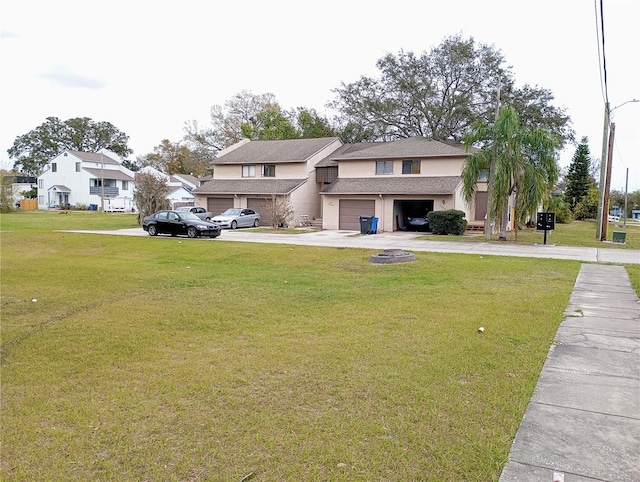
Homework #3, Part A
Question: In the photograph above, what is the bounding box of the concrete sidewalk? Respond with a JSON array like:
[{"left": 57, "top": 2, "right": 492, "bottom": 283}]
[{"left": 499, "top": 264, "right": 640, "bottom": 481}]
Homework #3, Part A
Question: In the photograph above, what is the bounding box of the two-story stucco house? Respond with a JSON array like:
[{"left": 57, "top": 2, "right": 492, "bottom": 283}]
[
  {"left": 318, "top": 137, "right": 486, "bottom": 232},
  {"left": 192, "top": 136, "right": 488, "bottom": 231},
  {"left": 192, "top": 137, "right": 343, "bottom": 225},
  {"left": 37, "top": 150, "right": 135, "bottom": 211}
]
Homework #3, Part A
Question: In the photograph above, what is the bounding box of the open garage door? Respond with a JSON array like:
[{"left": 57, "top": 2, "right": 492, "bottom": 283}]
[
  {"left": 207, "top": 197, "right": 234, "bottom": 216},
  {"left": 339, "top": 199, "right": 375, "bottom": 230},
  {"left": 393, "top": 200, "right": 434, "bottom": 231}
]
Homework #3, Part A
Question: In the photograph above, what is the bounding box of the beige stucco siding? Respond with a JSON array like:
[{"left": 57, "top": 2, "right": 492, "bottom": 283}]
[
  {"left": 213, "top": 163, "right": 310, "bottom": 180},
  {"left": 338, "top": 158, "right": 466, "bottom": 178}
]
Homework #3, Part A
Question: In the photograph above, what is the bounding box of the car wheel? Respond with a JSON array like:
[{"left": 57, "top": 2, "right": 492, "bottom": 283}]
[
  {"left": 231, "top": 220, "right": 237, "bottom": 229},
  {"left": 253, "top": 219, "right": 260, "bottom": 227},
  {"left": 148, "top": 224, "right": 158, "bottom": 236},
  {"left": 187, "top": 226, "right": 198, "bottom": 238}
]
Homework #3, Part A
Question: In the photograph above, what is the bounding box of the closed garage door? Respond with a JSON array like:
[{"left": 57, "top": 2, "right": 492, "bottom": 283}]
[
  {"left": 339, "top": 199, "right": 375, "bottom": 230},
  {"left": 247, "top": 197, "right": 272, "bottom": 226},
  {"left": 207, "top": 197, "right": 234, "bottom": 216}
]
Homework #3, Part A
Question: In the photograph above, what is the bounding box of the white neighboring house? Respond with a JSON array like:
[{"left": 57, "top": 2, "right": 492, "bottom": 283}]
[
  {"left": 37, "top": 150, "right": 135, "bottom": 211},
  {"left": 137, "top": 166, "right": 195, "bottom": 208}
]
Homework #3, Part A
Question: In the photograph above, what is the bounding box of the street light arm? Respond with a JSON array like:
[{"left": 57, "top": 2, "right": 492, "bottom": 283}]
[{"left": 609, "top": 98, "right": 639, "bottom": 115}]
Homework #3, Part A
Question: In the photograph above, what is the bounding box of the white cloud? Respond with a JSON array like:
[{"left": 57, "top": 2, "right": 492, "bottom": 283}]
[{"left": 36, "top": 65, "right": 106, "bottom": 89}]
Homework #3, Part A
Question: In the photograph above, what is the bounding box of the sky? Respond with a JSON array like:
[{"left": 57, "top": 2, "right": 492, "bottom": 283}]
[{"left": 1, "top": 0, "right": 638, "bottom": 191}]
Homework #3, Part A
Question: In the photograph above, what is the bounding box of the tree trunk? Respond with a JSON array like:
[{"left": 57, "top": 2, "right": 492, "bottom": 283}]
[{"left": 499, "top": 198, "right": 508, "bottom": 240}]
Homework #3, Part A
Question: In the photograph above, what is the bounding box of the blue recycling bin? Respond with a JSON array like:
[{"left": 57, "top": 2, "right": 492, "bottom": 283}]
[
  {"left": 89, "top": 204, "right": 97, "bottom": 211},
  {"left": 371, "top": 217, "right": 379, "bottom": 234}
]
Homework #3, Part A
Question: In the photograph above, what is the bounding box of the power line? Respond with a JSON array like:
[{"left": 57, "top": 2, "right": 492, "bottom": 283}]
[
  {"left": 594, "top": 0, "right": 607, "bottom": 106},
  {"left": 598, "top": 0, "right": 610, "bottom": 110}
]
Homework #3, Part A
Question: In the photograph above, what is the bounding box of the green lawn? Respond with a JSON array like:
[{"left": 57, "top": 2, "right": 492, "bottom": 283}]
[
  {"left": 0, "top": 212, "right": 636, "bottom": 480},
  {"left": 420, "top": 219, "right": 640, "bottom": 250}
]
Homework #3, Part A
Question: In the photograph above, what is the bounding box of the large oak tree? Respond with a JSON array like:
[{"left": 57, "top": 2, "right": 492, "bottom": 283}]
[{"left": 331, "top": 35, "right": 573, "bottom": 146}]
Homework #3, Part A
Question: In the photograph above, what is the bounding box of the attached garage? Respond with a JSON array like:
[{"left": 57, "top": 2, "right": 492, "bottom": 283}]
[
  {"left": 339, "top": 199, "right": 375, "bottom": 230},
  {"left": 247, "top": 197, "right": 273, "bottom": 226},
  {"left": 393, "top": 199, "right": 435, "bottom": 231},
  {"left": 207, "top": 197, "right": 234, "bottom": 216}
]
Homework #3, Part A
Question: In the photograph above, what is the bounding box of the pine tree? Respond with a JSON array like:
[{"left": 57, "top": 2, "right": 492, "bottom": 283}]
[{"left": 564, "top": 137, "right": 592, "bottom": 211}]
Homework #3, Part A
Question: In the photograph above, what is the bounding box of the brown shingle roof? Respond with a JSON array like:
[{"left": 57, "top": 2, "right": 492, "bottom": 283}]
[
  {"left": 193, "top": 179, "right": 307, "bottom": 195},
  {"left": 320, "top": 176, "right": 461, "bottom": 195},
  {"left": 212, "top": 137, "right": 341, "bottom": 165}
]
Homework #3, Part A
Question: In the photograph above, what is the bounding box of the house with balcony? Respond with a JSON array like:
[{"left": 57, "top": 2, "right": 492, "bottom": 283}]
[
  {"left": 37, "top": 150, "right": 135, "bottom": 211},
  {"left": 317, "top": 137, "right": 486, "bottom": 232},
  {"left": 192, "top": 137, "right": 343, "bottom": 225}
]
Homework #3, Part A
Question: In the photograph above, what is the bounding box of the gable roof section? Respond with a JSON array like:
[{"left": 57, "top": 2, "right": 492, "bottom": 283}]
[
  {"left": 48, "top": 185, "right": 72, "bottom": 192},
  {"left": 65, "top": 150, "right": 121, "bottom": 164},
  {"left": 83, "top": 167, "right": 134, "bottom": 181},
  {"left": 320, "top": 176, "right": 461, "bottom": 195},
  {"left": 315, "top": 137, "right": 473, "bottom": 167},
  {"left": 171, "top": 173, "right": 199, "bottom": 187},
  {"left": 193, "top": 179, "right": 307, "bottom": 196},
  {"left": 212, "top": 137, "right": 341, "bottom": 165}
]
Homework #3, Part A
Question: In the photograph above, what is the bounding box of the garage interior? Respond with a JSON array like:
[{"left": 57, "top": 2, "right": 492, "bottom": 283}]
[{"left": 394, "top": 200, "right": 434, "bottom": 231}]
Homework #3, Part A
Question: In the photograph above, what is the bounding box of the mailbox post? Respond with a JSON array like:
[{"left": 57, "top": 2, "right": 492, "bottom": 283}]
[{"left": 536, "top": 212, "right": 555, "bottom": 245}]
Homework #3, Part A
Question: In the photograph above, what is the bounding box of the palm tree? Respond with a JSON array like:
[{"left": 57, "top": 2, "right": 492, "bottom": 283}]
[{"left": 462, "top": 106, "right": 559, "bottom": 240}]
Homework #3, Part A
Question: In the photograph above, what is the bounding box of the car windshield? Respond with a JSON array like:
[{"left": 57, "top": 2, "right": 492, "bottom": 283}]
[
  {"left": 175, "top": 207, "right": 190, "bottom": 211},
  {"left": 221, "top": 209, "right": 242, "bottom": 216}
]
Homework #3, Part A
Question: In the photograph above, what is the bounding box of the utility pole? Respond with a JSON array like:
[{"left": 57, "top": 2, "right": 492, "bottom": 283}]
[
  {"left": 597, "top": 99, "right": 639, "bottom": 239},
  {"left": 624, "top": 167, "right": 628, "bottom": 227},
  {"left": 100, "top": 152, "right": 105, "bottom": 212},
  {"left": 484, "top": 84, "right": 501, "bottom": 241},
  {"left": 596, "top": 102, "right": 609, "bottom": 240},
  {"left": 600, "top": 122, "right": 615, "bottom": 241}
]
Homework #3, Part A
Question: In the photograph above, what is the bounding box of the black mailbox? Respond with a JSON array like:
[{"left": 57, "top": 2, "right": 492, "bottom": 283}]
[{"left": 536, "top": 212, "right": 555, "bottom": 232}]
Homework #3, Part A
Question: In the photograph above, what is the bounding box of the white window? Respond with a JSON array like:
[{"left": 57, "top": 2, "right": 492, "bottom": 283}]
[
  {"left": 51, "top": 163, "right": 57, "bottom": 172},
  {"left": 376, "top": 160, "right": 393, "bottom": 175},
  {"left": 242, "top": 165, "right": 256, "bottom": 178},
  {"left": 478, "top": 169, "right": 489, "bottom": 182},
  {"left": 76, "top": 162, "right": 81, "bottom": 172},
  {"left": 122, "top": 180, "right": 128, "bottom": 190},
  {"left": 38, "top": 179, "right": 44, "bottom": 189}
]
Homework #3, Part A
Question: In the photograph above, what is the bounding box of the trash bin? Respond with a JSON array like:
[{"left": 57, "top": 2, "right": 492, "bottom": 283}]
[
  {"left": 612, "top": 231, "right": 626, "bottom": 243},
  {"left": 370, "top": 217, "right": 379, "bottom": 234},
  {"left": 89, "top": 204, "right": 97, "bottom": 211},
  {"left": 359, "top": 216, "right": 373, "bottom": 234}
]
